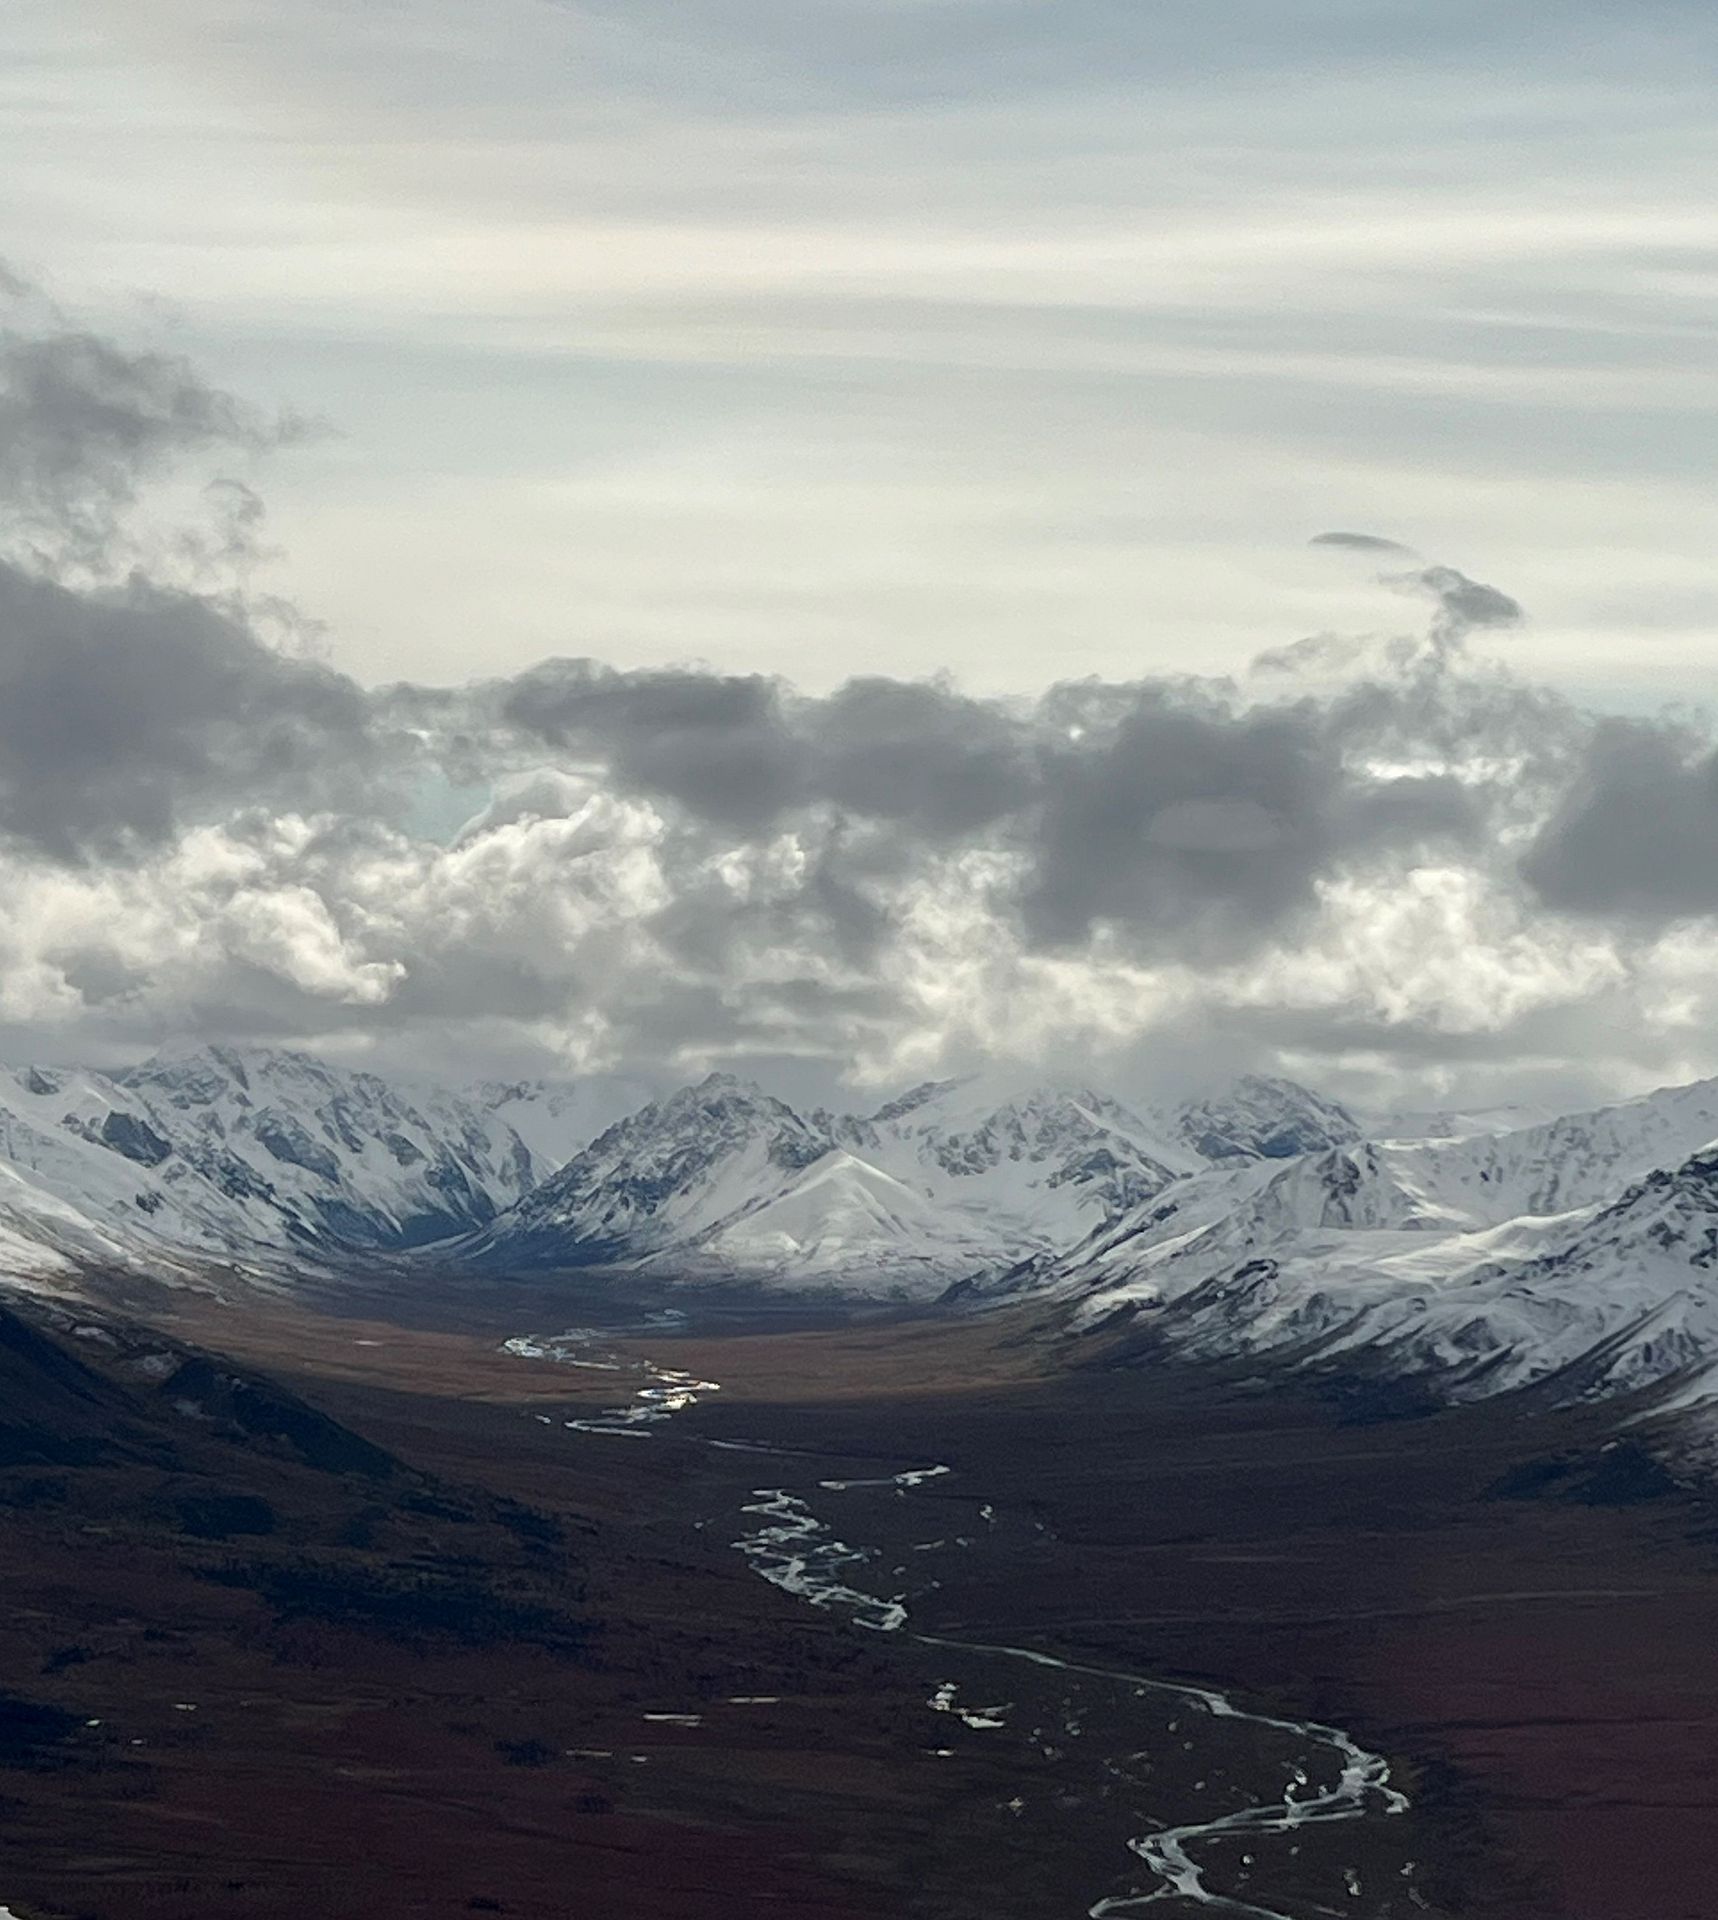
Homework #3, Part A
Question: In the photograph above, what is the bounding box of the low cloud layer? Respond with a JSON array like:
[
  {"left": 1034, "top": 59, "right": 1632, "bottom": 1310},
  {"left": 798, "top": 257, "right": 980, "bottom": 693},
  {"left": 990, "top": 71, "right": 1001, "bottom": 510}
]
[{"left": 2, "top": 290, "right": 1716, "bottom": 1111}]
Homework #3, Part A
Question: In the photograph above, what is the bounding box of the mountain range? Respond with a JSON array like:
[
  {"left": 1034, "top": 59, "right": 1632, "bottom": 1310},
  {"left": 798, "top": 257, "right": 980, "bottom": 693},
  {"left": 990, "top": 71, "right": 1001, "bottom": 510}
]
[
  {"left": 1054, "top": 1075, "right": 1718, "bottom": 1413},
  {"left": 0, "top": 1045, "right": 570, "bottom": 1286},
  {"left": 4, "top": 1044, "right": 1718, "bottom": 1425}
]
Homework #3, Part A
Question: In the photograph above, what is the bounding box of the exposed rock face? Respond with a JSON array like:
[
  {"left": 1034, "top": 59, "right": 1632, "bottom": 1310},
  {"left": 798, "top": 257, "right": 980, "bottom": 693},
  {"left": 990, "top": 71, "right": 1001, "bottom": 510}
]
[{"left": 1170, "top": 1074, "right": 1362, "bottom": 1164}]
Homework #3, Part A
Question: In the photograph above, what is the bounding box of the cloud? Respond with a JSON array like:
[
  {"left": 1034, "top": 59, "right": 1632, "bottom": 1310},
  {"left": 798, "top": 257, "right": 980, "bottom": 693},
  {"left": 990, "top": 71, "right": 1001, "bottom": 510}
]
[
  {"left": 9, "top": 0, "right": 1715, "bottom": 726},
  {"left": 1523, "top": 719, "right": 1718, "bottom": 920},
  {"left": 0, "top": 286, "right": 301, "bottom": 576},
  {"left": 0, "top": 562, "right": 380, "bottom": 861},
  {"left": 1308, "top": 529, "right": 1522, "bottom": 650},
  {"left": 808, "top": 678, "right": 1032, "bottom": 838},
  {"left": 0, "top": 273, "right": 382, "bottom": 861},
  {"left": 1310, "top": 530, "right": 1417, "bottom": 556},
  {"left": 1144, "top": 797, "right": 1288, "bottom": 853},
  {"left": 1400, "top": 563, "right": 1524, "bottom": 644},
  {"left": 1018, "top": 695, "right": 1339, "bottom": 952},
  {"left": 498, "top": 660, "right": 809, "bottom": 830},
  {"left": 8, "top": 290, "right": 1718, "bottom": 1112},
  {"left": 466, "top": 650, "right": 1513, "bottom": 974}
]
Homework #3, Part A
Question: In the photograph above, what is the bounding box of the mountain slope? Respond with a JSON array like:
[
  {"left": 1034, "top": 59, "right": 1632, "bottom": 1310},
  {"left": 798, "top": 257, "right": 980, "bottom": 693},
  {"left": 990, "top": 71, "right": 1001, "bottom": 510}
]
[
  {"left": 656, "top": 1149, "right": 1008, "bottom": 1294},
  {"left": 0, "top": 1046, "right": 542, "bottom": 1286},
  {"left": 465, "top": 1075, "right": 837, "bottom": 1269},
  {"left": 0, "top": 1064, "right": 273, "bottom": 1283},
  {"left": 475, "top": 1074, "right": 655, "bottom": 1182},
  {"left": 846, "top": 1076, "right": 1195, "bottom": 1250},
  {"left": 1169, "top": 1073, "right": 1362, "bottom": 1164},
  {"left": 116, "top": 1045, "right": 537, "bottom": 1250},
  {"left": 1060, "top": 1079, "right": 1718, "bottom": 1411}
]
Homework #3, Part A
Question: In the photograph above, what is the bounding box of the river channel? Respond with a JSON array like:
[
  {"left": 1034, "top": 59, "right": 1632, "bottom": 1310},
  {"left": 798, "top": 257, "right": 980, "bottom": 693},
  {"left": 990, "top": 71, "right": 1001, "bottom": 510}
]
[{"left": 506, "top": 1325, "right": 1429, "bottom": 1919}]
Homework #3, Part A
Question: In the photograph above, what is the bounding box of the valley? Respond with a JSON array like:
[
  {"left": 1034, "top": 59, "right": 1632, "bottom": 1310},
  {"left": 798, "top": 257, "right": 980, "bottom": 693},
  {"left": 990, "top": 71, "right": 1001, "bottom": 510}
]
[
  {"left": 6, "top": 1045, "right": 1718, "bottom": 1916},
  {"left": 10, "top": 1045, "right": 1718, "bottom": 1443},
  {"left": 7, "top": 48, "right": 1709, "bottom": 1920},
  {"left": 3, "top": 1284, "right": 1717, "bottom": 1918}
]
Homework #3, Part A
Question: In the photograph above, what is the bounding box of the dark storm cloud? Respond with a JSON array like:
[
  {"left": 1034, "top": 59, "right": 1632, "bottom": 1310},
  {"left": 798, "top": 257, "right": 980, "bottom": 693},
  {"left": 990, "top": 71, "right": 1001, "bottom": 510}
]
[
  {"left": 1010, "top": 668, "right": 1518, "bottom": 954},
  {"left": 1018, "top": 694, "right": 1339, "bottom": 951},
  {"left": 499, "top": 659, "right": 810, "bottom": 829},
  {"left": 0, "top": 274, "right": 376, "bottom": 857},
  {"left": 1523, "top": 718, "right": 1718, "bottom": 919},
  {"left": 0, "top": 563, "right": 377, "bottom": 860},
  {"left": 1339, "top": 773, "right": 1486, "bottom": 851},
  {"left": 808, "top": 678, "right": 1033, "bottom": 838},
  {"left": 481, "top": 652, "right": 1509, "bottom": 963}
]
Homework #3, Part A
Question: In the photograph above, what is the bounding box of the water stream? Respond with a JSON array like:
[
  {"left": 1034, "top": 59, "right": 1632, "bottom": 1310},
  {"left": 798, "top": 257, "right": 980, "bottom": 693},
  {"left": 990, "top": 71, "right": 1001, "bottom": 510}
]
[
  {"left": 504, "top": 1327, "right": 721, "bottom": 1433},
  {"left": 507, "top": 1330, "right": 1418, "bottom": 1917}
]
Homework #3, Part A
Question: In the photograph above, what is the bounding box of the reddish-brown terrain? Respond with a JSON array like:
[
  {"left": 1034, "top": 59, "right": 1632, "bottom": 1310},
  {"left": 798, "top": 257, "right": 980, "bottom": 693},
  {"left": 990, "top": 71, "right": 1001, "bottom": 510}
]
[{"left": 0, "top": 1282, "right": 1715, "bottom": 1919}]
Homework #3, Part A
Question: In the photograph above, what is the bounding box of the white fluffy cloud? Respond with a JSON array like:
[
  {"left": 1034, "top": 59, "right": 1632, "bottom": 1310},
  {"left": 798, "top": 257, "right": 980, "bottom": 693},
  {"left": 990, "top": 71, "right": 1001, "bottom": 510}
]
[
  {"left": 4, "top": 282, "right": 1718, "bottom": 1109},
  {"left": 8, "top": 766, "right": 1718, "bottom": 1116}
]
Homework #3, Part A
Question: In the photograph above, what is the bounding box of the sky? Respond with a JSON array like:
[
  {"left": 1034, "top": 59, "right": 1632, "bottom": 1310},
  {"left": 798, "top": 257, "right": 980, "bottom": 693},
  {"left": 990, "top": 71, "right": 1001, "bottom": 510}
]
[{"left": 1, "top": 2, "right": 1717, "bottom": 1113}]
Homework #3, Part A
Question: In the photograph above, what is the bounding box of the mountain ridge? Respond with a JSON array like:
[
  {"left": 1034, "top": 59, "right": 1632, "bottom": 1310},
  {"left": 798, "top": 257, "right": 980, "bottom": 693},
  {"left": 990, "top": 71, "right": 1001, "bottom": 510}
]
[
  {"left": 1054, "top": 1077, "right": 1718, "bottom": 1418},
  {"left": 6, "top": 1045, "right": 1718, "bottom": 1434}
]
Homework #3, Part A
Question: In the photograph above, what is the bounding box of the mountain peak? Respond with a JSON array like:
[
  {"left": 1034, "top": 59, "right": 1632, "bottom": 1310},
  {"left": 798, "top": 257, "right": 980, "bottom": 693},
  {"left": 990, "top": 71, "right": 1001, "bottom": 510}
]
[
  {"left": 122, "top": 1040, "right": 340, "bottom": 1100},
  {"left": 688, "top": 1069, "right": 767, "bottom": 1098},
  {"left": 657, "top": 1073, "right": 803, "bottom": 1126},
  {"left": 867, "top": 1079, "right": 961, "bottom": 1125},
  {"left": 48, "top": 1044, "right": 542, "bottom": 1259},
  {"left": 471, "top": 1073, "right": 838, "bottom": 1268},
  {"left": 1173, "top": 1074, "right": 1360, "bottom": 1164}
]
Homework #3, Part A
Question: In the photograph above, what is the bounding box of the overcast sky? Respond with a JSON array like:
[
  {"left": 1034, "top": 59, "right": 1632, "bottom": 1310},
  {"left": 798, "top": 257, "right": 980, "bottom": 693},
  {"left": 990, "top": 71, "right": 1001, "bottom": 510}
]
[
  {"left": 2, "top": 3, "right": 1716, "bottom": 1111},
  {"left": 9, "top": 0, "right": 1717, "bottom": 699}
]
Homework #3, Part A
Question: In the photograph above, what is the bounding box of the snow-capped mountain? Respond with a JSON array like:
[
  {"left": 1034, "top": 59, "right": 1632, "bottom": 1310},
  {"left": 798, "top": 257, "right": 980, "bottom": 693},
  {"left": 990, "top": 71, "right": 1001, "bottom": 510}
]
[
  {"left": 1057, "top": 1075, "right": 1718, "bottom": 1411},
  {"left": 0, "top": 1049, "right": 1397, "bottom": 1302},
  {"left": 0, "top": 1045, "right": 544, "bottom": 1286},
  {"left": 474, "top": 1074, "right": 655, "bottom": 1182},
  {"left": 10, "top": 1042, "right": 1718, "bottom": 1430},
  {"left": 464, "top": 1070, "right": 1348, "bottom": 1293},
  {"left": 462, "top": 1073, "right": 1019, "bottom": 1295},
  {"left": 0, "top": 1067, "right": 206, "bottom": 1284},
  {"left": 465, "top": 1074, "right": 839, "bottom": 1271},
  {"left": 677, "top": 1149, "right": 1006, "bottom": 1295},
  {"left": 670, "top": 1073, "right": 1205, "bottom": 1291},
  {"left": 1170, "top": 1074, "right": 1361, "bottom": 1163},
  {"left": 1361, "top": 1100, "right": 1555, "bottom": 1143},
  {"left": 118, "top": 1045, "right": 540, "bottom": 1248},
  {"left": 846, "top": 1075, "right": 1196, "bottom": 1243}
]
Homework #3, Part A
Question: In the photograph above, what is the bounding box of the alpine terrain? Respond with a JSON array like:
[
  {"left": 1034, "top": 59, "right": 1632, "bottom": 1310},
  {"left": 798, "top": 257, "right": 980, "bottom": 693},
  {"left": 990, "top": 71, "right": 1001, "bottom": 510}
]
[{"left": 4, "top": 1046, "right": 1718, "bottom": 1440}]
